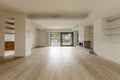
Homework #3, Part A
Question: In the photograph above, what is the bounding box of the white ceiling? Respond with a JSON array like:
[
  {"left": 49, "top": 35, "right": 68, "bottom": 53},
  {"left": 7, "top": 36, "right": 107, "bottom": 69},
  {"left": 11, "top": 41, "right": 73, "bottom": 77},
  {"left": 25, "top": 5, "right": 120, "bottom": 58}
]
[
  {"left": 0, "top": 0, "right": 103, "bottom": 14},
  {"left": 0, "top": 0, "right": 120, "bottom": 29},
  {"left": 0, "top": 0, "right": 104, "bottom": 30},
  {"left": 32, "top": 19, "right": 81, "bottom": 29}
]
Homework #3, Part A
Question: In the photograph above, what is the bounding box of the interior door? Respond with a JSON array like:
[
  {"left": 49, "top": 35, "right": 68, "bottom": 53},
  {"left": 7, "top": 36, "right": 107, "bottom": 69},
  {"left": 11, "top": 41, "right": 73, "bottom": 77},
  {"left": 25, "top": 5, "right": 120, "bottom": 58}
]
[{"left": 61, "top": 32, "right": 73, "bottom": 46}]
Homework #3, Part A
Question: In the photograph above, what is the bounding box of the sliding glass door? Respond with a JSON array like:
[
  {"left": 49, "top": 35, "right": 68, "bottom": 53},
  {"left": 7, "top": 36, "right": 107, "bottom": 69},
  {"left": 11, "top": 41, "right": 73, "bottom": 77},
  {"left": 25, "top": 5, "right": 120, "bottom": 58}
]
[
  {"left": 61, "top": 32, "right": 73, "bottom": 46},
  {"left": 50, "top": 32, "right": 73, "bottom": 46}
]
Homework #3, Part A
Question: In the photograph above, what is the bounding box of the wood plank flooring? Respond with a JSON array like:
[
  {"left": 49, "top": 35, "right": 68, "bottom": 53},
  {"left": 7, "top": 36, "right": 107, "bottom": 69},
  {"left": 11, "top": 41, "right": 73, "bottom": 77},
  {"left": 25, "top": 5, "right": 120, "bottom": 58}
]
[{"left": 0, "top": 47, "right": 120, "bottom": 80}]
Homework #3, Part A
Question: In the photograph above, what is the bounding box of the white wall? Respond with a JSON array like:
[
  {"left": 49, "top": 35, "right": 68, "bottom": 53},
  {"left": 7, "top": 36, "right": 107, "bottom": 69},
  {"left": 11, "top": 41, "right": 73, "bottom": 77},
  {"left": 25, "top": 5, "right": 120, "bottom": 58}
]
[
  {"left": 37, "top": 30, "right": 49, "bottom": 47},
  {"left": 94, "top": 18, "right": 120, "bottom": 64},
  {"left": 37, "top": 29, "right": 73, "bottom": 47}
]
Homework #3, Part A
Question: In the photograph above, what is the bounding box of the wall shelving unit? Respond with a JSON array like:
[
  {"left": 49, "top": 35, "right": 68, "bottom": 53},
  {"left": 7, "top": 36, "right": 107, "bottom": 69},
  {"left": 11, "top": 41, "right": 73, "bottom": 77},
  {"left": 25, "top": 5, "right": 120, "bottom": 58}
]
[
  {"left": 4, "top": 18, "right": 15, "bottom": 51},
  {"left": 5, "top": 18, "right": 15, "bottom": 34},
  {"left": 105, "top": 17, "right": 120, "bottom": 36},
  {"left": 105, "top": 25, "right": 120, "bottom": 30},
  {"left": 105, "top": 32, "right": 120, "bottom": 36}
]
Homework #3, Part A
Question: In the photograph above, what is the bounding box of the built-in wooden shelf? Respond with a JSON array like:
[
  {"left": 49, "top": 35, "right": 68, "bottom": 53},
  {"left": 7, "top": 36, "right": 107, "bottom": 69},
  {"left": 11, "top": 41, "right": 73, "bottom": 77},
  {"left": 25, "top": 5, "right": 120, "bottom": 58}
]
[
  {"left": 5, "top": 18, "right": 15, "bottom": 23},
  {"left": 5, "top": 24, "right": 15, "bottom": 28},
  {"left": 104, "top": 18, "right": 120, "bottom": 36},
  {"left": 105, "top": 25, "right": 120, "bottom": 30},
  {"left": 5, "top": 22, "right": 15, "bottom": 25},
  {"left": 5, "top": 27, "right": 15, "bottom": 30},
  {"left": 5, "top": 32, "right": 14, "bottom": 34},
  {"left": 105, "top": 32, "right": 120, "bottom": 35},
  {"left": 106, "top": 16, "right": 120, "bottom": 22}
]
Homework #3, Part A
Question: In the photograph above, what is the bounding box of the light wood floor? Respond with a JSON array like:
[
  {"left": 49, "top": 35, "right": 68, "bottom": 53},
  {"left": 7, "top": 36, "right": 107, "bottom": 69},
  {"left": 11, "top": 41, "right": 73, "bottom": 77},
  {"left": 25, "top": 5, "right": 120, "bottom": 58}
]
[{"left": 0, "top": 47, "right": 120, "bottom": 80}]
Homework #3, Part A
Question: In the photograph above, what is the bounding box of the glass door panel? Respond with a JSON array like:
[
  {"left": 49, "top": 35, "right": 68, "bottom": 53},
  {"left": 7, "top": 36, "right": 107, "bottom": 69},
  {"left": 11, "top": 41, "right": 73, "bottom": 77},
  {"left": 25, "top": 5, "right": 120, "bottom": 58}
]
[
  {"left": 50, "top": 32, "right": 60, "bottom": 46},
  {"left": 61, "top": 32, "right": 73, "bottom": 46}
]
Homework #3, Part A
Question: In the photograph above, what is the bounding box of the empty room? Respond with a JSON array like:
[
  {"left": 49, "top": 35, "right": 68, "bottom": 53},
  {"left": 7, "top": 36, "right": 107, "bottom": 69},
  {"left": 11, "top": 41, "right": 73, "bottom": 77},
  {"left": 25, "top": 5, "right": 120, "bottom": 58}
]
[{"left": 0, "top": 0, "right": 120, "bottom": 80}]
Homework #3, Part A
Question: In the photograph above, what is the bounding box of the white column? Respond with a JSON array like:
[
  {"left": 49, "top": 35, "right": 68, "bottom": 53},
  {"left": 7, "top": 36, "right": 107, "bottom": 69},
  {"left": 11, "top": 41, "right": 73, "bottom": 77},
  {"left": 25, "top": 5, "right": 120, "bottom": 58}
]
[
  {"left": 94, "top": 19, "right": 104, "bottom": 56},
  {"left": 0, "top": 15, "right": 5, "bottom": 57},
  {"left": 14, "top": 14, "right": 26, "bottom": 57},
  {"left": 73, "top": 31, "right": 77, "bottom": 46}
]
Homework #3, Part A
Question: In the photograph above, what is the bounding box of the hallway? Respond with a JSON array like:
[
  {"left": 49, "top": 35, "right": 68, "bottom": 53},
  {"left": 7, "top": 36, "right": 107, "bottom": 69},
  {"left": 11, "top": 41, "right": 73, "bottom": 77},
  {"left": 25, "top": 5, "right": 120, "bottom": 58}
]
[{"left": 0, "top": 47, "right": 120, "bottom": 80}]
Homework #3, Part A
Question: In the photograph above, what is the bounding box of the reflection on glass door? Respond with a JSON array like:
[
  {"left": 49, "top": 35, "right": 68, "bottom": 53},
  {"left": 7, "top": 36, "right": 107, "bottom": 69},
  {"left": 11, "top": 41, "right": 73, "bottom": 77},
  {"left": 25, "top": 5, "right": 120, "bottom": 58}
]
[{"left": 61, "top": 32, "right": 73, "bottom": 46}]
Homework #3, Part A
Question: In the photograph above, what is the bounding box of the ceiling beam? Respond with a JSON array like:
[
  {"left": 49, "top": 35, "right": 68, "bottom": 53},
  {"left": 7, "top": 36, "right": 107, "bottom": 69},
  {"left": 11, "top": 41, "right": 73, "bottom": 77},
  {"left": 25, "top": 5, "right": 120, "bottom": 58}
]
[{"left": 28, "top": 12, "right": 89, "bottom": 19}]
